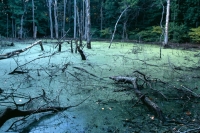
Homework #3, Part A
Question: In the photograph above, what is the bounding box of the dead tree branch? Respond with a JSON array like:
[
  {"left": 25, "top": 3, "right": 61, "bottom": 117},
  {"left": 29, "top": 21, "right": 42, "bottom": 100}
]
[
  {"left": 0, "top": 94, "right": 90, "bottom": 128},
  {"left": 109, "top": 76, "right": 165, "bottom": 122},
  {"left": 0, "top": 40, "right": 43, "bottom": 60}
]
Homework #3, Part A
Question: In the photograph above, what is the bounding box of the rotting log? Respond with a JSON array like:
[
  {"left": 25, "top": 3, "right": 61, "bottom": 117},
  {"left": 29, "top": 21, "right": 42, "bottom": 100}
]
[
  {"left": 109, "top": 76, "right": 165, "bottom": 122},
  {"left": 0, "top": 40, "right": 43, "bottom": 60}
]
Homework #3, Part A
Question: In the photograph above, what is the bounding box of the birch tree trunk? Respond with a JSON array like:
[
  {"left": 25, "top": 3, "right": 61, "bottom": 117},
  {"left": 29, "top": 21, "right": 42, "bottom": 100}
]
[
  {"left": 47, "top": 0, "right": 53, "bottom": 39},
  {"left": 54, "top": 0, "right": 58, "bottom": 39},
  {"left": 86, "top": 0, "right": 91, "bottom": 49},
  {"left": 74, "top": 0, "right": 77, "bottom": 39},
  {"left": 163, "top": 0, "right": 170, "bottom": 47}
]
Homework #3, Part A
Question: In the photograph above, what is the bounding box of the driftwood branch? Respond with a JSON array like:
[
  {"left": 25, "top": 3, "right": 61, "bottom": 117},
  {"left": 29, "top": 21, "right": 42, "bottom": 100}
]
[
  {"left": 0, "top": 40, "right": 43, "bottom": 60},
  {"left": 109, "top": 76, "right": 165, "bottom": 122}
]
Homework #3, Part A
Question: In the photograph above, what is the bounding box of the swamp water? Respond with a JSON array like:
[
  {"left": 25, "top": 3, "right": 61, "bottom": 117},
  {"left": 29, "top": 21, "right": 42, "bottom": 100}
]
[{"left": 0, "top": 41, "right": 200, "bottom": 132}]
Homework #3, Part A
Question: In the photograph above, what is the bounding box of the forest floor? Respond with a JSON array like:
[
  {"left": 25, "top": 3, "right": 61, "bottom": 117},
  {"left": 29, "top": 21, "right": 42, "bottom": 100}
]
[{"left": 0, "top": 39, "right": 200, "bottom": 132}]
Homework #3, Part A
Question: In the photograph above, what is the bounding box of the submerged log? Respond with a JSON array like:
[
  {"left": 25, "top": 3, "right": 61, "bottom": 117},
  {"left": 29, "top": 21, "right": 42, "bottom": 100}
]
[{"left": 109, "top": 76, "right": 165, "bottom": 122}]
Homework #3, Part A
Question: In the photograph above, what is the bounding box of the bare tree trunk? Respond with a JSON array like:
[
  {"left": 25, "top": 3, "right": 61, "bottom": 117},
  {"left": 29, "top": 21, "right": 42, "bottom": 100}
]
[
  {"left": 62, "top": 0, "right": 67, "bottom": 37},
  {"left": 82, "top": 0, "right": 85, "bottom": 39},
  {"left": 34, "top": 26, "right": 37, "bottom": 39},
  {"left": 100, "top": 1, "right": 103, "bottom": 31},
  {"left": 14, "top": 20, "right": 16, "bottom": 38},
  {"left": 84, "top": 1, "right": 87, "bottom": 40},
  {"left": 122, "top": 1, "right": 128, "bottom": 41},
  {"left": 74, "top": 0, "right": 77, "bottom": 39},
  {"left": 19, "top": 4, "right": 27, "bottom": 39},
  {"left": 122, "top": 22, "right": 127, "bottom": 41},
  {"left": 54, "top": 0, "right": 58, "bottom": 39},
  {"left": 160, "top": 0, "right": 165, "bottom": 58},
  {"left": 76, "top": 7, "right": 82, "bottom": 46},
  {"left": 86, "top": 0, "right": 91, "bottom": 49},
  {"left": 19, "top": 15, "right": 24, "bottom": 39},
  {"left": 163, "top": 0, "right": 170, "bottom": 47},
  {"left": 32, "top": 0, "right": 36, "bottom": 39},
  {"left": 6, "top": 14, "right": 8, "bottom": 38},
  {"left": 47, "top": 0, "right": 53, "bottom": 39},
  {"left": 12, "top": 17, "right": 14, "bottom": 38}
]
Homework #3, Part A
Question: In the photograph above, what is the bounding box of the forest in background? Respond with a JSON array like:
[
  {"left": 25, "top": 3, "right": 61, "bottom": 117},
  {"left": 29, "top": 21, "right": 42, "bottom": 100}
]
[
  {"left": 0, "top": 0, "right": 200, "bottom": 44},
  {"left": 1, "top": 0, "right": 200, "bottom": 132}
]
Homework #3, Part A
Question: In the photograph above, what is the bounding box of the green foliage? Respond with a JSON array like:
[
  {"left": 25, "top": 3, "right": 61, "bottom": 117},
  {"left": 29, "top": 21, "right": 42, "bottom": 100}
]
[
  {"left": 188, "top": 26, "right": 200, "bottom": 43},
  {"left": 0, "top": 0, "right": 199, "bottom": 42},
  {"left": 129, "top": 26, "right": 162, "bottom": 42},
  {"left": 100, "top": 28, "right": 111, "bottom": 38},
  {"left": 169, "top": 23, "right": 188, "bottom": 43},
  {"left": 152, "top": 26, "right": 162, "bottom": 34}
]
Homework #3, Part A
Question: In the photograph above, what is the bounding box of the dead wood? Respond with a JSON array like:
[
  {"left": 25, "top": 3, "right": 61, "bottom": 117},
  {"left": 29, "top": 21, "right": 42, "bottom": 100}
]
[
  {"left": 73, "top": 66, "right": 98, "bottom": 78},
  {"left": 9, "top": 52, "right": 57, "bottom": 75},
  {"left": 74, "top": 39, "right": 86, "bottom": 60},
  {"left": 109, "top": 76, "right": 165, "bottom": 122},
  {"left": 77, "top": 46, "right": 86, "bottom": 60},
  {"left": 67, "top": 71, "right": 81, "bottom": 81},
  {"left": 0, "top": 95, "right": 89, "bottom": 128},
  {"left": 9, "top": 70, "right": 28, "bottom": 75},
  {"left": 0, "top": 40, "right": 43, "bottom": 60},
  {"left": 62, "top": 62, "right": 71, "bottom": 72},
  {"left": 55, "top": 29, "right": 70, "bottom": 50},
  {"left": 174, "top": 85, "right": 200, "bottom": 98},
  {"left": 109, "top": 6, "right": 130, "bottom": 48},
  {"left": 70, "top": 40, "right": 73, "bottom": 53}
]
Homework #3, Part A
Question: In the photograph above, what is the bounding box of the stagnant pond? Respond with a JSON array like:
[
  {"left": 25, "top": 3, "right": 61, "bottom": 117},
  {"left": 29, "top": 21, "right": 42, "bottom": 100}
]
[{"left": 0, "top": 40, "right": 200, "bottom": 132}]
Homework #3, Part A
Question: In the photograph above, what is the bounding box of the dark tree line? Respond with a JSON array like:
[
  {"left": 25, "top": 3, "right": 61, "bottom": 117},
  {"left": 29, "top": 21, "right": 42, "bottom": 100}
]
[{"left": 0, "top": 0, "right": 200, "bottom": 43}]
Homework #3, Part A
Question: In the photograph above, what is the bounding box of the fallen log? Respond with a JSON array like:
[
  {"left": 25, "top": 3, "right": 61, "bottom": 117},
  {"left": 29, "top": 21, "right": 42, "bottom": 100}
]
[
  {"left": 0, "top": 40, "right": 43, "bottom": 60},
  {"left": 109, "top": 76, "right": 165, "bottom": 122}
]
